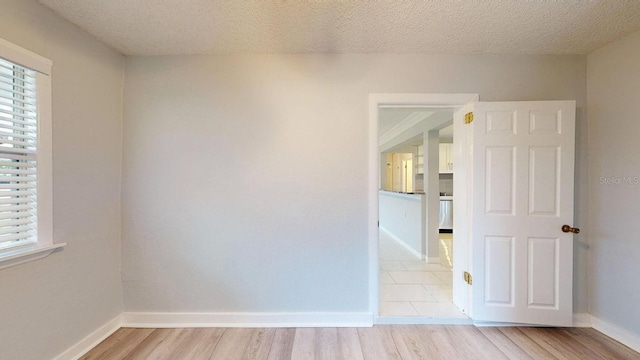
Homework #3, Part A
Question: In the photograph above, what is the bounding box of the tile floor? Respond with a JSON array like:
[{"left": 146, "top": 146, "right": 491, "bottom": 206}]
[{"left": 379, "top": 231, "right": 466, "bottom": 318}]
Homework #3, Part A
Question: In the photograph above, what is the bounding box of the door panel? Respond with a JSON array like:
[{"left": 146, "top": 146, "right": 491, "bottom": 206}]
[
  {"left": 470, "top": 101, "right": 575, "bottom": 326},
  {"left": 529, "top": 146, "right": 560, "bottom": 216},
  {"left": 529, "top": 110, "right": 562, "bottom": 134},
  {"left": 486, "top": 111, "right": 517, "bottom": 135},
  {"left": 527, "top": 237, "right": 559, "bottom": 309},
  {"left": 484, "top": 236, "right": 514, "bottom": 306},
  {"left": 485, "top": 146, "right": 516, "bottom": 215}
]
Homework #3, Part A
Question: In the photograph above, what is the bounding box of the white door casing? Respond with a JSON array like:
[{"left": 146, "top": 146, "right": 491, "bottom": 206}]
[
  {"left": 468, "top": 101, "right": 576, "bottom": 326},
  {"left": 369, "top": 93, "right": 479, "bottom": 321},
  {"left": 452, "top": 102, "right": 474, "bottom": 314}
]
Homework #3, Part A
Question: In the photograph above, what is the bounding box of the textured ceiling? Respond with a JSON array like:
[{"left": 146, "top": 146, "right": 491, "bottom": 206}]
[{"left": 38, "top": 0, "right": 640, "bottom": 56}]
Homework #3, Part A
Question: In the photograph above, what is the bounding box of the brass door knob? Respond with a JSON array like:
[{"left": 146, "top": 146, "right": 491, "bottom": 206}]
[{"left": 562, "top": 225, "right": 580, "bottom": 234}]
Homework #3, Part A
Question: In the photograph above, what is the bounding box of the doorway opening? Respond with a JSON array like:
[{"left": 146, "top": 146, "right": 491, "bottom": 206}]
[
  {"left": 368, "top": 94, "right": 478, "bottom": 324},
  {"left": 371, "top": 96, "right": 578, "bottom": 327}
]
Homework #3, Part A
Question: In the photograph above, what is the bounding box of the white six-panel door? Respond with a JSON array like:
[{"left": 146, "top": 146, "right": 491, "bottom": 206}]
[{"left": 469, "top": 101, "right": 576, "bottom": 326}]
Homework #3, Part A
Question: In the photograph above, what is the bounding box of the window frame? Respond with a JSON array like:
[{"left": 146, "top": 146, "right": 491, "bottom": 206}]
[{"left": 0, "top": 37, "right": 64, "bottom": 270}]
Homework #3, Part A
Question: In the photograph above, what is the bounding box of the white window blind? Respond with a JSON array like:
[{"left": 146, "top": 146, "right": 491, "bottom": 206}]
[{"left": 0, "top": 58, "right": 38, "bottom": 250}]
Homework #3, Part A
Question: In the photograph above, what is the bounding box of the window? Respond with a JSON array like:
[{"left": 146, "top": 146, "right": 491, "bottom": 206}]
[{"left": 0, "top": 38, "right": 63, "bottom": 269}]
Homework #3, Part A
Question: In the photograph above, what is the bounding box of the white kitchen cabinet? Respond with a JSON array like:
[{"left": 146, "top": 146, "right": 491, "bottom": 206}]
[
  {"left": 439, "top": 143, "right": 454, "bottom": 173},
  {"left": 415, "top": 145, "right": 424, "bottom": 175}
]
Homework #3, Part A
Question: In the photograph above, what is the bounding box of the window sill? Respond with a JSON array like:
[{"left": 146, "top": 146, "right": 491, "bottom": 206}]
[{"left": 0, "top": 243, "right": 66, "bottom": 270}]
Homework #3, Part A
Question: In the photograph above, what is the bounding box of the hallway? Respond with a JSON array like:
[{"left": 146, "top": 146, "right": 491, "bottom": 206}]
[{"left": 379, "top": 231, "right": 465, "bottom": 318}]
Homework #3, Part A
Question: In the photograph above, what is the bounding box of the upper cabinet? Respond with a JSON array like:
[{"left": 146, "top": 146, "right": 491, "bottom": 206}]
[
  {"left": 439, "top": 143, "right": 454, "bottom": 173},
  {"left": 415, "top": 145, "right": 424, "bottom": 175}
]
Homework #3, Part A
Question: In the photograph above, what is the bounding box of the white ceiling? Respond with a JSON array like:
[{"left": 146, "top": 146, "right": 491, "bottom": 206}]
[
  {"left": 378, "top": 108, "right": 433, "bottom": 136},
  {"left": 379, "top": 108, "right": 453, "bottom": 152},
  {"left": 38, "top": 0, "right": 640, "bottom": 56},
  {"left": 439, "top": 125, "right": 454, "bottom": 141}
]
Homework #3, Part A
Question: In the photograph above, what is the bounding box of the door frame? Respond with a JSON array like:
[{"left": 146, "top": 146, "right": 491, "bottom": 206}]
[{"left": 369, "top": 93, "right": 479, "bottom": 323}]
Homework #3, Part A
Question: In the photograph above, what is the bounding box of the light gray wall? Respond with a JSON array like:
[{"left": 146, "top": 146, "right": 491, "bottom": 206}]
[
  {"left": 587, "top": 30, "right": 640, "bottom": 336},
  {"left": 0, "top": 1, "right": 124, "bottom": 359},
  {"left": 123, "top": 54, "right": 588, "bottom": 313}
]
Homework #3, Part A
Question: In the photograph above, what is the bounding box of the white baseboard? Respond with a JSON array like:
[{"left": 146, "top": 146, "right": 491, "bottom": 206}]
[
  {"left": 379, "top": 226, "right": 422, "bottom": 260},
  {"left": 121, "top": 312, "right": 374, "bottom": 328},
  {"left": 427, "top": 257, "right": 440, "bottom": 264},
  {"left": 377, "top": 316, "right": 472, "bottom": 325},
  {"left": 53, "top": 315, "right": 122, "bottom": 360},
  {"left": 591, "top": 315, "right": 640, "bottom": 353}
]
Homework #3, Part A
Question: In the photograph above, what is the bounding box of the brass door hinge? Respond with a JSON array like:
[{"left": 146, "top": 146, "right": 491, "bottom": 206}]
[
  {"left": 464, "top": 271, "right": 473, "bottom": 285},
  {"left": 464, "top": 112, "right": 474, "bottom": 124}
]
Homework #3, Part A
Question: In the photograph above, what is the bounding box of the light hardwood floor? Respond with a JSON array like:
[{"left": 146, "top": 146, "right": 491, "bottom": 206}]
[{"left": 80, "top": 325, "right": 640, "bottom": 359}]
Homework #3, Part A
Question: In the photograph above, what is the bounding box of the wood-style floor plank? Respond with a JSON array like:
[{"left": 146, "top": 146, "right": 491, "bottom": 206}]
[
  {"left": 290, "top": 328, "right": 316, "bottom": 359},
  {"left": 478, "top": 327, "right": 535, "bottom": 360},
  {"left": 336, "top": 328, "right": 365, "bottom": 360},
  {"left": 80, "top": 325, "right": 640, "bottom": 360},
  {"left": 417, "top": 325, "right": 464, "bottom": 359},
  {"left": 444, "top": 325, "right": 509, "bottom": 360},
  {"left": 81, "top": 328, "right": 153, "bottom": 360},
  {"left": 266, "top": 328, "right": 296, "bottom": 360},
  {"left": 123, "top": 329, "right": 176, "bottom": 360},
  {"left": 143, "top": 328, "right": 194, "bottom": 359},
  {"left": 391, "top": 324, "right": 441, "bottom": 360},
  {"left": 79, "top": 328, "right": 132, "bottom": 360},
  {"left": 519, "top": 327, "right": 610, "bottom": 360},
  {"left": 172, "top": 328, "right": 226, "bottom": 359},
  {"left": 562, "top": 328, "right": 640, "bottom": 360},
  {"left": 496, "top": 327, "right": 558, "bottom": 359},
  {"left": 290, "top": 328, "right": 366, "bottom": 360},
  {"left": 121, "top": 328, "right": 174, "bottom": 360},
  {"left": 315, "top": 328, "right": 341, "bottom": 360},
  {"left": 242, "top": 328, "right": 276, "bottom": 360},
  {"left": 209, "top": 328, "right": 255, "bottom": 360},
  {"left": 357, "top": 325, "right": 402, "bottom": 360}
]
